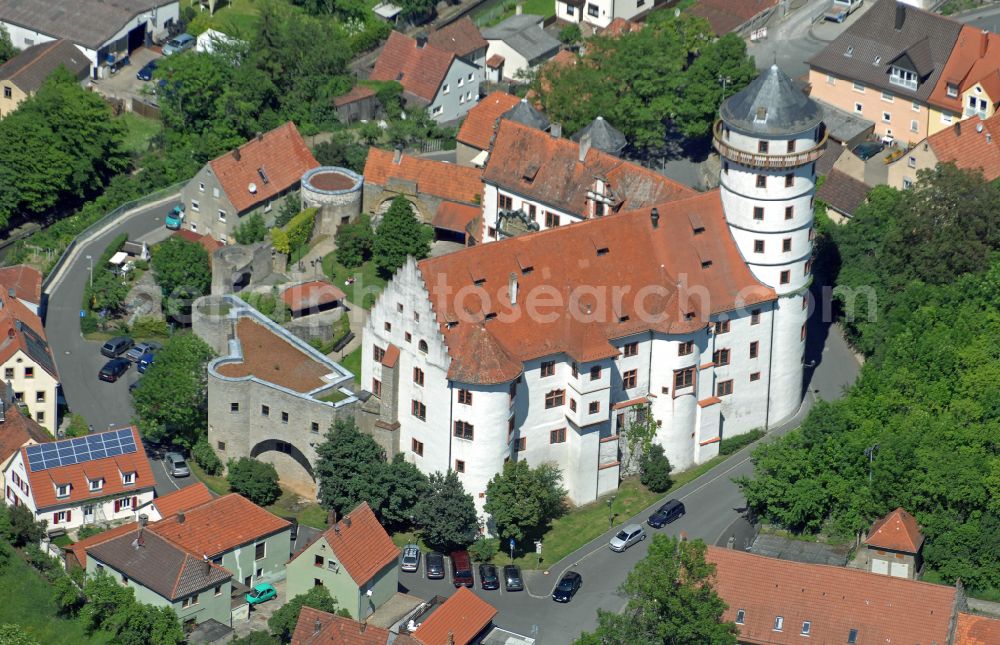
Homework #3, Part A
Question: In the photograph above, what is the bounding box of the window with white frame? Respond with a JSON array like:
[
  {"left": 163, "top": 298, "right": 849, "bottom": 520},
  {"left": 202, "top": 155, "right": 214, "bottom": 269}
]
[
  {"left": 432, "top": 106, "right": 442, "bottom": 115},
  {"left": 853, "top": 81, "right": 864, "bottom": 92},
  {"left": 198, "top": 182, "right": 205, "bottom": 192},
  {"left": 89, "top": 478, "right": 103, "bottom": 492},
  {"left": 122, "top": 472, "right": 135, "bottom": 485},
  {"left": 442, "top": 83, "right": 449, "bottom": 94},
  {"left": 587, "top": 3, "right": 598, "bottom": 16},
  {"left": 912, "top": 101, "right": 920, "bottom": 112},
  {"left": 826, "top": 74, "right": 835, "bottom": 85},
  {"left": 882, "top": 112, "right": 891, "bottom": 123},
  {"left": 119, "top": 497, "right": 133, "bottom": 510},
  {"left": 889, "top": 66, "right": 917, "bottom": 90},
  {"left": 941, "top": 111, "right": 954, "bottom": 124},
  {"left": 908, "top": 156, "right": 917, "bottom": 168},
  {"left": 881, "top": 91, "right": 894, "bottom": 102},
  {"left": 218, "top": 209, "right": 226, "bottom": 222},
  {"left": 854, "top": 103, "right": 863, "bottom": 114},
  {"left": 213, "top": 187, "right": 220, "bottom": 198},
  {"left": 910, "top": 120, "right": 919, "bottom": 133},
  {"left": 56, "top": 484, "right": 69, "bottom": 498},
  {"left": 191, "top": 200, "right": 200, "bottom": 211}
]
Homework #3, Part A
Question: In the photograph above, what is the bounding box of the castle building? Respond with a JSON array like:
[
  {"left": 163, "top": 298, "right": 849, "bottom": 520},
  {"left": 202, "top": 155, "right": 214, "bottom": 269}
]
[{"left": 361, "top": 66, "right": 822, "bottom": 514}]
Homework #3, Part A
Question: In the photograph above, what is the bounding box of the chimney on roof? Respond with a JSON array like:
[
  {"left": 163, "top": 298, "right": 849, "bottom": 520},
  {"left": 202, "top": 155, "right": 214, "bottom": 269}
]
[
  {"left": 650, "top": 207, "right": 659, "bottom": 229},
  {"left": 343, "top": 516, "right": 351, "bottom": 528},
  {"left": 894, "top": 3, "right": 905, "bottom": 31},
  {"left": 328, "top": 510, "right": 337, "bottom": 527},
  {"left": 550, "top": 122, "right": 562, "bottom": 138},
  {"left": 360, "top": 622, "right": 367, "bottom": 633},
  {"left": 393, "top": 145, "right": 403, "bottom": 165},
  {"left": 6, "top": 288, "right": 13, "bottom": 298},
  {"left": 139, "top": 514, "right": 148, "bottom": 527},
  {"left": 515, "top": 2, "right": 523, "bottom": 15},
  {"left": 314, "top": 619, "right": 322, "bottom": 634},
  {"left": 509, "top": 272, "right": 518, "bottom": 305},
  {"left": 256, "top": 131, "right": 263, "bottom": 142},
  {"left": 177, "top": 510, "right": 185, "bottom": 524},
  {"left": 446, "top": 631, "right": 455, "bottom": 645},
  {"left": 416, "top": 35, "right": 427, "bottom": 48},
  {"left": 977, "top": 123, "right": 985, "bottom": 133},
  {"left": 203, "top": 554, "right": 210, "bottom": 576},
  {"left": 232, "top": 148, "right": 241, "bottom": 161},
  {"left": 955, "top": 121, "right": 961, "bottom": 136},
  {"left": 578, "top": 132, "right": 592, "bottom": 163}
]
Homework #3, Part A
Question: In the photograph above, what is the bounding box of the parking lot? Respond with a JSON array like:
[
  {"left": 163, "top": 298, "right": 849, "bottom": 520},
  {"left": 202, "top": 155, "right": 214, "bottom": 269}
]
[{"left": 90, "top": 46, "right": 161, "bottom": 102}]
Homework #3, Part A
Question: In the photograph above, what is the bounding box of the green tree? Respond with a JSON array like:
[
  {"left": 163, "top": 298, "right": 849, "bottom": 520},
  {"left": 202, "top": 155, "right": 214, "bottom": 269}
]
[
  {"left": 575, "top": 536, "right": 737, "bottom": 645},
  {"left": 275, "top": 193, "right": 301, "bottom": 228},
  {"left": 414, "top": 470, "right": 479, "bottom": 551},
  {"left": 484, "top": 461, "right": 567, "bottom": 543},
  {"left": 372, "top": 196, "right": 432, "bottom": 277},
  {"left": 51, "top": 573, "right": 85, "bottom": 616},
  {"left": 314, "top": 418, "right": 387, "bottom": 516},
  {"left": 2, "top": 503, "right": 46, "bottom": 547},
  {"left": 235, "top": 212, "right": 268, "bottom": 244},
  {"left": 0, "top": 624, "right": 40, "bottom": 645},
  {"left": 227, "top": 458, "right": 282, "bottom": 506},
  {"left": 267, "top": 586, "right": 342, "bottom": 643},
  {"left": 558, "top": 24, "right": 581, "bottom": 44},
  {"left": 639, "top": 443, "right": 673, "bottom": 493},
  {"left": 334, "top": 214, "right": 374, "bottom": 268},
  {"left": 151, "top": 236, "right": 212, "bottom": 319},
  {"left": 81, "top": 572, "right": 136, "bottom": 633},
  {"left": 0, "top": 26, "right": 16, "bottom": 65},
  {"left": 622, "top": 404, "right": 658, "bottom": 473},
  {"left": 380, "top": 454, "right": 430, "bottom": 529},
  {"left": 468, "top": 537, "right": 499, "bottom": 562},
  {"left": 313, "top": 134, "right": 368, "bottom": 173},
  {"left": 131, "top": 333, "right": 214, "bottom": 447}
]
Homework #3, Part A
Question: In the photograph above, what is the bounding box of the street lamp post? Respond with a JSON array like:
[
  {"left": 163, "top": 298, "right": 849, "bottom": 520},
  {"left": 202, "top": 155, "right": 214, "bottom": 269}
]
[{"left": 85, "top": 255, "right": 93, "bottom": 288}]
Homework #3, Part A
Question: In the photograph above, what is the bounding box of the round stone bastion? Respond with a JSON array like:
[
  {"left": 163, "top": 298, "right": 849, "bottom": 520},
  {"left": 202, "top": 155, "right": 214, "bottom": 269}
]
[{"left": 300, "top": 167, "right": 363, "bottom": 234}]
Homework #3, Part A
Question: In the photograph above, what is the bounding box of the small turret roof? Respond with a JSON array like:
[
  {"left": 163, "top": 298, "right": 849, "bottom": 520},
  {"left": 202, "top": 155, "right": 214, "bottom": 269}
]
[
  {"left": 720, "top": 65, "right": 823, "bottom": 135},
  {"left": 572, "top": 116, "right": 627, "bottom": 155},
  {"left": 502, "top": 98, "right": 550, "bottom": 131}
]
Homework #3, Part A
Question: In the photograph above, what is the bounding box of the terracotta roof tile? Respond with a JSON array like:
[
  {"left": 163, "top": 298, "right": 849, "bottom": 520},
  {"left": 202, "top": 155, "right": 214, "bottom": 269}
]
[
  {"left": 0, "top": 401, "right": 50, "bottom": 464},
  {"left": 282, "top": 281, "right": 347, "bottom": 312},
  {"left": 688, "top": 0, "right": 777, "bottom": 35},
  {"left": 217, "top": 318, "right": 335, "bottom": 393},
  {"left": 955, "top": 612, "right": 1000, "bottom": 645},
  {"left": 150, "top": 482, "right": 214, "bottom": 520},
  {"left": 208, "top": 122, "right": 319, "bottom": 214},
  {"left": 152, "top": 493, "right": 291, "bottom": 558},
  {"left": 292, "top": 606, "right": 391, "bottom": 645},
  {"left": 416, "top": 191, "right": 774, "bottom": 384},
  {"left": 364, "top": 147, "right": 482, "bottom": 205},
  {"left": 426, "top": 17, "right": 488, "bottom": 59},
  {"left": 371, "top": 31, "right": 456, "bottom": 103},
  {"left": 413, "top": 587, "right": 496, "bottom": 645},
  {"left": 293, "top": 502, "right": 399, "bottom": 587},
  {"left": 173, "top": 230, "right": 223, "bottom": 257},
  {"left": 929, "top": 26, "right": 1000, "bottom": 113},
  {"left": 456, "top": 91, "right": 521, "bottom": 150},
  {"left": 22, "top": 426, "right": 154, "bottom": 511},
  {"left": 707, "top": 546, "right": 956, "bottom": 645},
  {"left": 432, "top": 201, "right": 481, "bottom": 234},
  {"left": 381, "top": 343, "right": 400, "bottom": 369},
  {"left": 599, "top": 17, "right": 643, "bottom": 38},
  {"left": 485, "top": 54, "right": 504, "bottom": 69},
  {"left": 926, "top": 112, "right": 1000, "bottom": 181},
  {"left": 815, "top": 169, "right": 870, "bottom": 216},
  {"left": 864, "top": 507, "right": 924, "bottom": 553},
  {"left": 0, "top": 265, "right": 42, "bottom": 305},
  {"left": 334, "top": 85, "right": 377, "bottom": 108},
  {"left": 483, "top": 120, "right": 695, "bottom": 216}
]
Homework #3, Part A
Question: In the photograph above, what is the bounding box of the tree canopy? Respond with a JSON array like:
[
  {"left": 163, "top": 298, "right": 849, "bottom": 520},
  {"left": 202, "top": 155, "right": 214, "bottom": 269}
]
[
  {"left": 151, "top": 236, "right": 212, "bottom": 320},
  {"left": 372, "top": 196, "right": 432, "bottom": 277},
  {"left": 0, "top": 25, "right": 15, "bottom": 65},
  {"left": 267, "top": 586, "right": 345, "bottom": 642},
  {"left": 484, "top": 460, "right": 567, "bottom": 543},
  {"left": 227, "top": 458, "right": 281, "bottom": 506},
  {"left": 414, "top": 470, "right": 479, "bottom": 551},
  {"left": 575, "top": 536, "right": 736, "bottom": 645}
]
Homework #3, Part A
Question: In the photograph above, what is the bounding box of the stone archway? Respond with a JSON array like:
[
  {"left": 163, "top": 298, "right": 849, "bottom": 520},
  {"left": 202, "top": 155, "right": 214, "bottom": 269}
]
[
  {"left": 249, "top": 439, "right": 316, "bottom": 497},
  {"left": 374, "top": 195, "right": 431, "bottom": 225}
]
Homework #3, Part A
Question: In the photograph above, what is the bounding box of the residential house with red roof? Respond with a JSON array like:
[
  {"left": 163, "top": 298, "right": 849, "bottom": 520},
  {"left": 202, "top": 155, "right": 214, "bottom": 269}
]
[
  {"left": 926, "top": 25, "right": 1000, "bottom": 136},
  {"left": 426, "top": 17, "right": 488, "bottom": 78},
  {"left": 455, "top": 91, "right": 521, "bottom": 167},
  {"left": 292, "top": 606, "right": 406, "bottom": 645},
  {"left": 179, "top": 122, "right": 320, "bottom": 244},
  {"left": 955, "top": 612, "right": 1000, "bottom": 645},
  {"left": 706, "top": 546, "right": 962, "bottom": 644},
  {"left": 409, "top": 587, "right": 497, "bottom": 645},
  {"left": 0, "top": 276, "right": 59, "bottom": 432},
  {"left": 370, "top": 31, "right": 480, "bottom": 123},
  {"left": 0, "top": 383, "right": 51, "bottom": 484},
  {"left": 886, "top": 110, "right": 1000, "bottom": 190},
  {"left": 862, "top": 507, "right": 924, "bottom": 579},
  {"left": 3, "top": 426, "right": 154, "bottom": 532},
  {"left": 286, "top": 502, "right": 400, "bottom": 620}
]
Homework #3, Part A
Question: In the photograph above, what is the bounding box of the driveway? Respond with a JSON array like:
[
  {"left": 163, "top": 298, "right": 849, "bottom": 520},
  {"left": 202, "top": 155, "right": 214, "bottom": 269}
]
[
  {"left": 90, "top": 47, "right": 160, "bottom": 103},
  {"left": 398, "top": 309, "right": 861, "bottom": 644}
]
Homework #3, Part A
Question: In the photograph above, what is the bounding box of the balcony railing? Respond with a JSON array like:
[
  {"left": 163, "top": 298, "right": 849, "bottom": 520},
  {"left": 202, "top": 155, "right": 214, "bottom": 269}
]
[{"left": 712, "top": 120, "right": 827, "bottom": 169}]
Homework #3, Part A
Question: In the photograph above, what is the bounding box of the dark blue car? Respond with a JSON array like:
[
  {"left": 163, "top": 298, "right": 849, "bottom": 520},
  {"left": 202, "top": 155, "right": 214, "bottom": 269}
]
[
  {"left": 136, "top": 59, "right": 157, "bottom": 81},
  {"left": 137, "top": 352, "right": 155, "bottom": 374}
]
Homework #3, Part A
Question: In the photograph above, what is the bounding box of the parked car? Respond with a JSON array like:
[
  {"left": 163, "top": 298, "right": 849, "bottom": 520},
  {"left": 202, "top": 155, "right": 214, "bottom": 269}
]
[
  {"left": 852, "top": 141, "right": 884, "bottom": 161},
  {"left": 165, "top": 204, "right": 185, "bottom": 230},
  {"left": 401, "top": 544, "right": 421, "bottom": 573},
  {"left": 552, "top": 571, "right": 582, "bottom": 602},
  {"left": 246, "top": 583, "right": 276, "bottom": 606},
  {"left": 450, "top": 550, "right": 474, "bottom": 588},
  {"left": 609, "top": 523, "right": 646, "bottom": 552},
  {"left": 137, "top": 352, "right": 155, "bottom": 374},
  {"left": 647, "top": 499, "right": 685, "bottom": 528},
  {"left": 162, "top": 33, "right": 195, "bottom": 56},
  {"left": 99, "top": 358, "right": 130, "bottom": 383},
  {"left": 426, "top": 552, "right": 445, "bottom": 579},
  {"left": 136, "top": 59, "right": 157, "bottom": 81},
  {"left": 503, "top": 564, "right": 523, "bottom": 592},
  {"left": 479, "top": 564, "right": 500, "bottom": 590},
  {"left": 164, "top": 451, "right": 190, "bottom": 478},
  {"left": 125, "top": 342, "right": 160, "bottom": 363},
  {"left": 101, "top": 336, "right": 134, "bottom": 358}
]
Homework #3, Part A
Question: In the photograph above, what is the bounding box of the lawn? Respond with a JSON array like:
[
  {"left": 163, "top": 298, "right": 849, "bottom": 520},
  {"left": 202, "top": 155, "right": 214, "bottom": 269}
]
[
  {"left": 266, "top": 490, "right": 329, "bottom": 529},
  {"left": 189, "top": 461, "right": 229, "bottom": 495},
  {"left": 319, "top": 388, "right": 351, "bottom": 403},
  {"left": 475, "top": 0, "right": 554, "bottom": 27},
  {"left": 321, "top": 253, "right": 386, "bottom": 309},
  {"left": 118, "top": 113, "right": 162, "bottom": 156},
  {"left": 0, "top": 551, "right": 112, "bottom": 644},
  {"left": 340, "top": 346, "right": 361, "bottom": 381},
  {"left": 511, "top": 455, "right": 729, "bottom": 570},
  {"left": 188, "top": 0, "right": 264, "bottom": 37}
]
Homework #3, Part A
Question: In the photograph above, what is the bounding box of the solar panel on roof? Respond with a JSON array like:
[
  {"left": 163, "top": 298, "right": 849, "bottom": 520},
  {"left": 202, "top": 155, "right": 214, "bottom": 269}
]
[{"left": 24, "top": 429, "right": 138, "bottom": 472}]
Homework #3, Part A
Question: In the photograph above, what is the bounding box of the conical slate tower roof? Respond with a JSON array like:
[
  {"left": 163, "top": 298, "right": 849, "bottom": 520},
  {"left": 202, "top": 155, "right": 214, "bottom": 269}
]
[
  {"left": 720, "top": 65, "right": 823, "bottom": 135},
  {"left": 502, "top": 98, "right": 550, "bottom": 131},
  {"left": 572, "top": 116, "right": 627, "bottom": 156}
]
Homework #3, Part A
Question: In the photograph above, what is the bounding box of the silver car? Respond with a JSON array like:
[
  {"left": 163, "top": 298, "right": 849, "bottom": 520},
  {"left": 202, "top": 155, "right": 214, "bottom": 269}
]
[
  {"left": 164, "top": 451, "right": 190, "bottom": 478},
  {"left": 162, "top": 33, "right": 195, "bottom": 56},
  {"left": 401, "top": 543, "right": 421, "bottom": 572},
  {"left": 609, "top": 523, "right": 646, "bottom": 552}
]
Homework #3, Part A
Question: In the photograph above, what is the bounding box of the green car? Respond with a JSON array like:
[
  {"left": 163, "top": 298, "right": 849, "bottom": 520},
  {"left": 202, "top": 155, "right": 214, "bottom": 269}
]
[
  {"left": 165, "top": 204, "right": 185, "bottom": 230},
  {"left": 246, "top": 583, "right": 277, "bottom": 606}
]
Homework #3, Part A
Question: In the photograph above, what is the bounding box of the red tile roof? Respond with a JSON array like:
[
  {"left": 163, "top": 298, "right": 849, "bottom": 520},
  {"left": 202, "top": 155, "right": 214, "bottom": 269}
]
[
  {"left": 150, "top": 482, "right": 214, "bottom": 520},
  {"left": 294, "top": 502, "right": 399, "bottom": 587},
  {"left": 371, "top": 31, "right": 456, "bottom": 103},
  {"left": 599, "top": 18, "right": 643, "bottom": 38},
  {"left": 0, "top": 292, "right": 57, "bottom": 379},
  {"left": 364, "top": 148, "right": 482, "bottom": 205},
  {"left": 413, "top": 587, "right": 496, "bottom": 645},
  {"left": 706, "top": 546, "right": 956, "bottom": 645},
  {"left": 0, "top": 265, "right": 42, "bottom": 305},
  {"left": 432, "top": 202, "right": 481, "bottom": 234},
  {"left": 929, "top": 25, "right": 1000, "bottom": 113},
  {"left": 292, "top": 606, "right": 391, "bottom": 645},
  {"left": 864, "top": 507, "right": 924, "bottom": 553},
  {"left": 217, "top": 318, "right": 335, "bottom": 393},
  {"left": 417, "top": 190, "right": 773, "bottom": 384},
  {"left": 0, "top": 402, "right": 50, "bottom": 464},
  {"left": 334, "top": 85, "right": 377, "bottom": 108},
  {"left": 151, "top": 493, "right": 291, "bottom": 558},
  {"left": 955, "top": 612, "right": 1000, "bottom": 645},
  {"left": 483, "top": 120, "right": 695, "bottom": 217},
  {"left": 209, "top": 122, "right": 319, "bottom": 214},
  {"left": 485, "top": 54, "right": 504, "bottom": 69},
  {"left": 427, "top": 17, "right": 488, "bottom": 59},
  {"left": 282, "top": 281, "right": 347, "bottom": 312},
  {"left": 688, "top": 0, "right": 778, "bottom": 36},
  {"left": 456, "top": 91, "right": 521, "bottom": 150},
  {"left": 173, "top": 230, "right": 223, "bottom": 257},
  {"left": 927, "top": 112, "right": 1000, "bottom": 181},
  {"left": 21, "top": 426, "right": 153, "bottom": 512},
  {"left": 380, "top": 343, "right": 400, "bottom": 369}
]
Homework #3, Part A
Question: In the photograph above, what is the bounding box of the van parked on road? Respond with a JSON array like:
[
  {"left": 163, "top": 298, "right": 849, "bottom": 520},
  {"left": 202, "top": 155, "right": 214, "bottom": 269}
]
[{"left": 450, "top": 550, "right": 473, "bottom": 588}]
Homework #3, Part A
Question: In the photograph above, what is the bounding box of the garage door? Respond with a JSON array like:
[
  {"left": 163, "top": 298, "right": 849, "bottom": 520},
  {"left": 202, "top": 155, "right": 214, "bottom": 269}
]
[
  {"left": 890, "top": 561, "right": 909, "bottom": 578},
  {"left": 872, "top": 558, "right": 889, "bottom": 575}
]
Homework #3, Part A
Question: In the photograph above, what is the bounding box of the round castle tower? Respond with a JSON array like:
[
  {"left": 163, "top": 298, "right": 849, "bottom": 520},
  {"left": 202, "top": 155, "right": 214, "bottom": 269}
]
[{"left": 715, "top": 64, "right": 826, "bottom": 424}]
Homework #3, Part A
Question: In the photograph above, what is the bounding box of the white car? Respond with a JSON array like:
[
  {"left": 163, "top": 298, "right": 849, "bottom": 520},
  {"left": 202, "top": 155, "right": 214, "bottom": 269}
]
[
  {"left": 401, "top": 544, "right": 421, "bottom": 572},
  {"left": 609, "top": 524, "right": 646, "bottom": 552}
]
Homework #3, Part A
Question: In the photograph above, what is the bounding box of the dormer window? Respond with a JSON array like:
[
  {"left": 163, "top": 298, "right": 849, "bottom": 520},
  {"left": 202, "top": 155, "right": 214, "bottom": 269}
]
[
  {"left": 89, "top": 478, "right": 103, "bottom": 492},
  {"left": 801, "top": 621, "right": 811, "bottom": 635},
  {"left": 947, "top": 83, "right": 958, "bottom": 98},
  {"left": 122, "top": 472, "right": 135, "bottom": 486},
  {"left": 889, "top": 66, "right": 917, "bottom": 90},
  {"left": 735, "top": 609, "right": 745, "bottom": 624},
  {"left": 848, "top": 628, "right": 858, "bottom": 644},
  {"left": 774, "top": 616, "right": 784, "bottom": 631},
  {"left": 56, "top": 484, "right": 70, "bottom": 498}
]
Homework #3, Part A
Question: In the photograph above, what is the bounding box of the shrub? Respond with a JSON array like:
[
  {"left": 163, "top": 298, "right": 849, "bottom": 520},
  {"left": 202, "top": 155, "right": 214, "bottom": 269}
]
[
  {"left": 76, "top": 525, "right": 104, "bottom": 540},
  {"left": 227, "top": 458, "right": 281, "bottom": 506},
  {"left": 334, "top": 214, "right": 374, "bottom": 268},
  {"left": 80, "top": 314, "right": 98, "bottom": 334},
  {"left": 468, "top": 537, "right": 499, "bottom": 562},
  {"left": 235, "top": 213, "right": 267, "bottom": 245},
  {"left": 192, "top": 438, "right": 223, "bottom": 476},
  {"left": 133, "top": 258, "right": 149, "bottom": 271},
  {"left": 285, "top": 207, "right": 318, "bottom": 252},
  {"left": 270, "top": 227, "right": 291, "bottom": 255},
  {"left": 639, "top": 444, "right": 673, "bottom": 493},
  {"left": 65, "top": 413, "right": 90, "bottom": 438},
  {"left": 559, "top": 24, "right": 581, "bottom": 44},
  {"left": 719, "top": 429, "right": 765, "bottom": 456},
  {"left": 131, "top": 316, "right": 170, "bottom": 339}
]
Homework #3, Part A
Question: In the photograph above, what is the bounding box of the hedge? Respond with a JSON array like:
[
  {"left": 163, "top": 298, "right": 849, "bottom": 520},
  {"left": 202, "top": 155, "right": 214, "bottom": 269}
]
[{"left": 270, "top": 207, "right": 317, "bottom": 255}]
